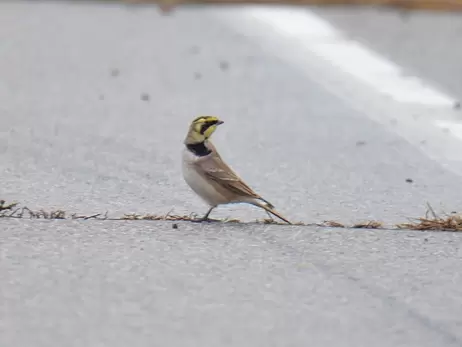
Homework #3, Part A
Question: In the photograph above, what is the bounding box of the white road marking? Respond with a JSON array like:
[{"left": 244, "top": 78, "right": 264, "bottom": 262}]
[
  {"left": 436, "top": 121, "right": 462, "bottom": 141},
  {"left": 218, "top": 6, "right": 462, "bottom": 174},
  {"left": 243, "top": 6, "right": 457, "bottom": 107}
]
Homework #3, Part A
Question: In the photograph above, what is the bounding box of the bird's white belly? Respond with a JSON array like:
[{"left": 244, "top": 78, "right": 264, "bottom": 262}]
[{"left": 182, "top": 149, "right": 226, "bottom": 206}]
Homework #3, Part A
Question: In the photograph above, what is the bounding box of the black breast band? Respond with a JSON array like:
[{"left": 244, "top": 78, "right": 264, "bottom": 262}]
[{"left": 186, "top": 142, "right": 211, "bottom": 157}]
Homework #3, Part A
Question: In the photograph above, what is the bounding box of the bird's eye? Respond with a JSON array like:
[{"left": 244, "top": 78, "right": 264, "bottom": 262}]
[
  {"left": 200, "top": 123, "right": 210, "bottom": 134},
  {"left": 200, "top": 121, "right": 217, "bottom": 134}
]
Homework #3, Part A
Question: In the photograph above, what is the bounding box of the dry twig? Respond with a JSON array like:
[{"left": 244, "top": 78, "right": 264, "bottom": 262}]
[
  {"left": 396, "top": 203, "right": 462, "bottom": 231},
  {"left": 321, "top": 220, "right": 346, "bottom": 228},
  {"left": 352, "top": 220, "right": 383, "bottom": 229},
  {"left": 2, "top": 199, "right": 462, "bottom": 231}
]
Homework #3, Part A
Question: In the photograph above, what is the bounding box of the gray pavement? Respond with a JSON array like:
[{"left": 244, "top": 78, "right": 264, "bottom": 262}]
[
  {"left": 2, "top": 220, "right": 462, "bottom": 347},
  {"left": 1, "top": 1, "right": 462, "bottom": 346}
]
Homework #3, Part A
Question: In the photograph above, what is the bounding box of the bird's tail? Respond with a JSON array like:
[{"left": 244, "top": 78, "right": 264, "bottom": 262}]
[{"left": 251, "top": 200, "right": 292, "bottom": 225}]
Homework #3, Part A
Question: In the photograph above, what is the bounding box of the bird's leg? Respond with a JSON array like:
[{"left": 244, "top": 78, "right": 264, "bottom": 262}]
[
  {"left": 264, "top": 210, "right": 274, "bottom": 221},
  {"left": 191, "top": 206, "right": 218, "bottom": 223},
  {"left": 202, "top": 206, "right": 214, "bottom": 220}
]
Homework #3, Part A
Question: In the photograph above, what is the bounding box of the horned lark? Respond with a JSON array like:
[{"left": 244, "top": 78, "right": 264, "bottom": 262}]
[{"left": 182, "top": 116, "right": 292, "bottom": 224}]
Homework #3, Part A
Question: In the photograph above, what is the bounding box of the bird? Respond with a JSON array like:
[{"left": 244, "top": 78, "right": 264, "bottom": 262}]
[{"left": 182, "top": 115, "right": 292, "bottom": 224}]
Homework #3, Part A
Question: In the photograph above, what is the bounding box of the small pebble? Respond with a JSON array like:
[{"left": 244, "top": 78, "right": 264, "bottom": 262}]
[
  {"left": 405, "top": 178, "right": 413, "bottom": 183},
  {"left": 189, "top": 46, "right": 201, "bottom": 55},
  {"left": 172, "top": 223, "right": 178, "bottom": 229},
  {"left": 219, "top": 61, "right": 229, "bottom": 71},
  {"left": 110, "top": 69, "right": 120, "bottom": 77}
]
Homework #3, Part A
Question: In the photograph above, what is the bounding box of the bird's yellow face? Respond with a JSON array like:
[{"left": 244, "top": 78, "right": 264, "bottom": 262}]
[{"left": 188, "top": 116, "right": 224, "bottom": 142}]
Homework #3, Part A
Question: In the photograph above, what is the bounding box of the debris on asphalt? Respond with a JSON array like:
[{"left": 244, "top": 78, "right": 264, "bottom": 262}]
[
  {"left": 321, "top": 220, "right": 345, "bottom": 228},
  {"left": 110, "top": 68, "right": 120, "bottom": 77},
  {"left": 72, "top": 212, "right": 109, "bottom": 220},
  {"left": 405, "top": 178, "right": 414, "bottom": 183},
  {"left": 397, "top": 203, "right": 462, "bottom": 231},
  {"left": 352, "top": 221, "right": 383, "bottom": 229},
  {"left": 397, "top": 213, "right": 462, "bottom": 231},
  {"left": 2, "top": 200, "right": 462, "bottom": 231},
  {"left": 219, "top": 60, "right": 229, "bottom": 71},
  {"left": 1, "top": 206, "right": 66, "bottom": 219},
  {"left": 122, "top": 213, "right": 189, "bottom": 221},
  {"left": 188, "top": 46, "right": 200, "bottom": 55}
]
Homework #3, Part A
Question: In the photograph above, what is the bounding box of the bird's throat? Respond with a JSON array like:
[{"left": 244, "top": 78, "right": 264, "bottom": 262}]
[{"left": 186, "top": 142, "right": 211, "bottom": 157}]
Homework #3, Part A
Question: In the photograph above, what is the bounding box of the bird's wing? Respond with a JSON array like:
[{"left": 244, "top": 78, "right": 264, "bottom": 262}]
[{"left": 194, "top": 145, "right": 263, "bottom": 201}]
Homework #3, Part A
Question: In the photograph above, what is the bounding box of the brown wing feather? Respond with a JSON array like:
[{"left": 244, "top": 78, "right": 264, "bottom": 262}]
[{"left": 194, "top": 141, "right": 265, "bottom": 201}]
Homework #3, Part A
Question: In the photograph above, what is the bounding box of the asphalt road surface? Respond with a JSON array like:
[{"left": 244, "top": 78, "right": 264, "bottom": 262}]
[{"left": 1, "top": 1, "right": 462, "bottom": 346}]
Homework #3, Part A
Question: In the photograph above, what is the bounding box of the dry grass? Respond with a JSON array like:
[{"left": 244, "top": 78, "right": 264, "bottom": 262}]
[
  {"left": 2, "top": 199, "right": 462, "bottom": 231},
  {"left": 397, "top": 215, "right": 462, "bottom": 231},
  {"left": 316, "top": 220, "right": 383, "bottom": 229},
  {"left": 121, "top": 211, "right": 246, "bottom": 223},
  {"left": 320, "top": 220, "right": 346, "bottom": 228},
  {"left": 396, "top": 203, "right": 462, "bottom": 231},
  {"left": 0, "top": 201, "right": 295, "bottom": 224},
  {"left": 121, "top": 213, "right": 195, "bottom": 221},
  {"left": 352, "top": 220, "right": 384, "bottom": 229}
]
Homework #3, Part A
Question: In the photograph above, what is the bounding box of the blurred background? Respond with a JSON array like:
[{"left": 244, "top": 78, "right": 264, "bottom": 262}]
[{"left": 2, "top": 1, "right": 462, "bottom": 347}]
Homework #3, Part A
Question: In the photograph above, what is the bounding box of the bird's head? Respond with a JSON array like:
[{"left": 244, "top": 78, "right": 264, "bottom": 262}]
[{"left": 184, "top": 116, "right": 224, "bottom": 144}]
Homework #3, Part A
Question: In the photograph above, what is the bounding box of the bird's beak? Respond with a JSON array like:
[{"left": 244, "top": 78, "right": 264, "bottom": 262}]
[{"left": 217, "top": 120, "right": 224, "bottom": 125}]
